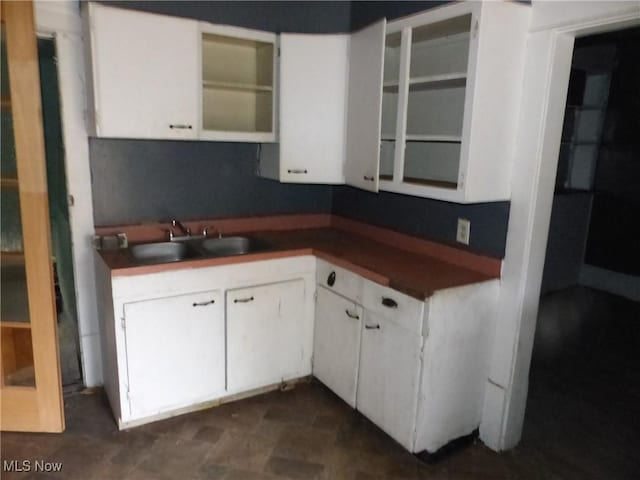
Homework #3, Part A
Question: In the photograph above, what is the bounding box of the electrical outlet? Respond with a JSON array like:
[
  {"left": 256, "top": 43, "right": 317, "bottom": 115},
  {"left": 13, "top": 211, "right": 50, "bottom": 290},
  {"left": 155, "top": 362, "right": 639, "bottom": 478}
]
[{"left": 456, "top": 218, "right": 470, "bottom": 245}]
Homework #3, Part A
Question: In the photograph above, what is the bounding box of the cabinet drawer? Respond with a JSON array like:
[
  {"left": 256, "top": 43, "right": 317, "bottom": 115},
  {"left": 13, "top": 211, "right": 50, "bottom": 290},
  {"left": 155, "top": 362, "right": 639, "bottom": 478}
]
[
  {"left": 316, "top": 259, "right": 363, "bottom": 303},
  {"left": 362, "top": 280, "right": 425, "bottom": 335}
]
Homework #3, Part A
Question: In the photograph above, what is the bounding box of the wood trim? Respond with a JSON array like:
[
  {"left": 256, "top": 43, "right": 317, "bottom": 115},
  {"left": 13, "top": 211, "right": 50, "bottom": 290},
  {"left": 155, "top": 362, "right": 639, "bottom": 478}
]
[
  {"left": 1, "top": 321, "right": 31, "bottom": 330},
  {"left": 0, "top": 96, "right": 11, "bottom": 110},
  {"left": 1, "top": 1, "right": 64, "bottom": 432},
  {"left": 330, "top": 216, "right": 502, "bottom": 277}
]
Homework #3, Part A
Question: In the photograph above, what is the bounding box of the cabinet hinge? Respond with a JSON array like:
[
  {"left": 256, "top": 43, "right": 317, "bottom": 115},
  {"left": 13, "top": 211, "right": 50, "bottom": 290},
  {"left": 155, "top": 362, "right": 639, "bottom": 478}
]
[
  {"left": 121, "top": 316, "right": 126, "bottom": 330},
  {"left": 314, "top": 290, "right": 318, "bottom": 304},
  {"left": 278, "top": 47, "right": 281, "bottom": 57},
  {"left": 473, "top": 20, "right": 479, "bottom": 39}
]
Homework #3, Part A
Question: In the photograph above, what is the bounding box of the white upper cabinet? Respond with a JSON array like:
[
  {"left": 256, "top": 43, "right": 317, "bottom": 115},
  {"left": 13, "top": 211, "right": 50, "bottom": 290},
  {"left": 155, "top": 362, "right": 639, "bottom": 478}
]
[
  {"left": 83, "top": 3, "right": 276, "bottom": 142},
  {"left": 350, "top": 2, "right": 530, "bottom": 202},
  {"left": 83, "top": 3, "right": 199, "bottom": 140},
  {"left": 199, "top": 24, "right": 277, "bottom": 142},
  {"left": 344, "top": 19, "right": 387, "bottom": 192},
  {"left": 259, "top": 33, "right": 348, "bottom": 183}
]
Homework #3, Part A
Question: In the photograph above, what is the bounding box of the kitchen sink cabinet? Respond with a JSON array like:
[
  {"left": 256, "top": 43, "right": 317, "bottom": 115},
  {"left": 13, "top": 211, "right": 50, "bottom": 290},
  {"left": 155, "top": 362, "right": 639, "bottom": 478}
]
[
  {"left": 95, "top": 255, "right": 315, "bottom": 428},
  {"left": 226, "top": 279, "right": 313, "bottom": 394},
  {"left": 123, "top": 290, "right": 225, "bottom": 419},
  {"left": 83, "top": 2, "right": 199, "bottom": 140},
  {"left": 313, "top": 286, "right": 362, "bottom": 407}
]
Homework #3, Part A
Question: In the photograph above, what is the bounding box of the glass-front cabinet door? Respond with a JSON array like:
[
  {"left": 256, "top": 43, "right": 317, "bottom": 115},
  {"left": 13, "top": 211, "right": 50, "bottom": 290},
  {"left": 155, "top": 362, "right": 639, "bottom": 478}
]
[{"left": 379, "top": 31, "right": 402, "bottom": 182}]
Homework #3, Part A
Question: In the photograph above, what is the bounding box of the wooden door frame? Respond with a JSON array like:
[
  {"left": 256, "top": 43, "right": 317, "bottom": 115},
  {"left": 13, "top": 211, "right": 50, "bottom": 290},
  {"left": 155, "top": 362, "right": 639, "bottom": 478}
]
[{"left": 1, "top": 0, "right": 64, "bottom": 432}]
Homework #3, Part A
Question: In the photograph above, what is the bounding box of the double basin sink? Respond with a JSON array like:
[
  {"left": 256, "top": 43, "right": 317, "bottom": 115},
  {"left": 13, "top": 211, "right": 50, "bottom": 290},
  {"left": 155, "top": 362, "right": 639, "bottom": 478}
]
[{"left": 129, "top": 236, "right": 271, "bottom": 265}]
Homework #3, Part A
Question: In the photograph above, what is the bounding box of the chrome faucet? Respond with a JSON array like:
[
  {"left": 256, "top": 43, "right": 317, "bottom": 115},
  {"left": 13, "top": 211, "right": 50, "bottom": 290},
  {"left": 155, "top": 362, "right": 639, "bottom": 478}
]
[{"left": 171, "top": 219, "right": 191, "bottom": 237}]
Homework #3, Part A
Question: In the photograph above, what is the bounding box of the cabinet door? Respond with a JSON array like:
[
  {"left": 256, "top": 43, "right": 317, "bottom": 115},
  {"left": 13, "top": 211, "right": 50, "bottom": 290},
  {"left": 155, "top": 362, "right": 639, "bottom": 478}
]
[
  {"left": 314, "top": 286, "right": 362, "bottom": 407},
  {"left": 123, "top": 290, "right": 224, "bottom": 419},
  {"left": 277, "top": 34, "right": 348, "bottom": 184},
  {"left": 227, "top": 279, "right": 310, "bottom": 393},
  {"left": 87, "top": 4, "right": 198, "bottom": 139},
  {"left": 344, "top": 19, "right": 386, "bottom": 192},
  {"left": 357, "top": 312, "right": 422, "bottom": 450}
]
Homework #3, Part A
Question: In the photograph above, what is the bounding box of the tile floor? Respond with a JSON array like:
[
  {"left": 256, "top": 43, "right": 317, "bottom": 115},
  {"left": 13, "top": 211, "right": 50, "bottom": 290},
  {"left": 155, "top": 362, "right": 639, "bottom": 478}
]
[{"left": 2, "top": 287, "right": 639, "bottom": 479}]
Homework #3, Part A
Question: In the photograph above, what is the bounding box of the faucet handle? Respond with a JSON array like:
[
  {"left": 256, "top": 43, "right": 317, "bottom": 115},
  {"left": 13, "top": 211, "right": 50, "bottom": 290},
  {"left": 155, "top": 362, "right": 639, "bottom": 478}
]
[
  {"left": 162, "top": 228, "right": 175, "bottom": 241},
  {"left": 202, "top": 225, "right": 222, "bottom": 238}
]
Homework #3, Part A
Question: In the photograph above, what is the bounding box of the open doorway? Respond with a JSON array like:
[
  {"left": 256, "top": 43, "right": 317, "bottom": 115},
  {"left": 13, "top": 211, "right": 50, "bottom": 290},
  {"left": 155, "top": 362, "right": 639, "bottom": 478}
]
[
  {"left": 528, "top": 27, "right": 640, "bottom": 477},
  {"left": 37, "top": 37, "right": 82, "bottom": 389}
]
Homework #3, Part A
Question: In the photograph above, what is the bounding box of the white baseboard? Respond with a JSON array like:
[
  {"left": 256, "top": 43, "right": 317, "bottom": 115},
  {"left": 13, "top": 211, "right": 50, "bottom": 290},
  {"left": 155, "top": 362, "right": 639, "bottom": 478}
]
[{"left": 579, "top": 264, "right": 640, "bottom": 302}]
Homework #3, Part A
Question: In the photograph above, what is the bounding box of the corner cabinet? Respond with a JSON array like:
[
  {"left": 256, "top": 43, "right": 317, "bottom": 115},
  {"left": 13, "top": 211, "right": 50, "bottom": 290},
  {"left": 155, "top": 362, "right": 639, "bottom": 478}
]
[
  {"left": 345, "top": 2, "right": 531, "bottom": 202},
  {"left": 83, "top": 3, "right": 276, "bottom": 142}
]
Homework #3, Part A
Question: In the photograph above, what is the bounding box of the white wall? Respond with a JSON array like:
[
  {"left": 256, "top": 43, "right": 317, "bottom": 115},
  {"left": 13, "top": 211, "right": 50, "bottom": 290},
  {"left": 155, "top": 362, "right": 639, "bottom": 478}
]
[{"left": 35, "top": 0, "right": 102, "bottom": 387}]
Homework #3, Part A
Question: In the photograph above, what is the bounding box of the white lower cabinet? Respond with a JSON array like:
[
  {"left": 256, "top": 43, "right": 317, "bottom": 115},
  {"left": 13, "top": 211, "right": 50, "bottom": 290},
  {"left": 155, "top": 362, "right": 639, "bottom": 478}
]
[
  {"left": 123, "top": 290, "right": 225, "bottom": 418},
  {"left": 357, "top": 311, "right": 422, "bottom": 450},
  {"left": 227, "top": 279, "right": 311, "bottom": 393},
  {"left": 313, "top": 286, "right": 362, "bottom": 407}
]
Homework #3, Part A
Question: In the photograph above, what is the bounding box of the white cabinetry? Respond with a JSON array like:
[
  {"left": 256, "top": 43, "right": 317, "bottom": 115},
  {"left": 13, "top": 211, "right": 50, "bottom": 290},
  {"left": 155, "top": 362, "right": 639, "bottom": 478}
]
[
  {"left": 312, "top": 259, "right": 500, "bottom": 454},
  {"left": 313, "top": 286, "right": 362, "bottom": 407},
  {"left": 123, "top": 290, "right": 225, "bottom": 418},
  {"left": 357, "top": 311, "right": 422, "bottom": 450},
  {"left": 96, "top": 255, "right": 315, "bottom": 429},
  {"left": 83, "top": 3, "right": 276, "bottom": 142},
  {"left": 346, "top": 2, "right": 530, "bottom": 202},
  {"left": 83, "top": 2, "right": 199, "bottom": 140},
  {"left": 226, "top": 279, "right": 312, "bottom": 393},
  {"left": 259, "top": 33, "right": 348, "bottom": 183}
]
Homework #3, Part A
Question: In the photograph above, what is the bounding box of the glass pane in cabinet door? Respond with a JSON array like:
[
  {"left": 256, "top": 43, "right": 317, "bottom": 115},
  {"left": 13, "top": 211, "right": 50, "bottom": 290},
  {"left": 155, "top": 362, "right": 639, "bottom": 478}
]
[
  {"left": 1, "top": 27, "right": 35, "bottom": 387},
  {"left": 380, "top": 32, "right": 401, "bottom": 181}
]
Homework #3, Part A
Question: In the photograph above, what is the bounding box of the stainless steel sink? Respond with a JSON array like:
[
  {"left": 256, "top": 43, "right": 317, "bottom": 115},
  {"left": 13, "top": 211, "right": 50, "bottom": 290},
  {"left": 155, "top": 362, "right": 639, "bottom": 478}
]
[
  {"left": 195, "top": 236, "right": 269, "bottom": 257},
  {"left": 130, "top": 242, "right": 192, "bottom": 264}
]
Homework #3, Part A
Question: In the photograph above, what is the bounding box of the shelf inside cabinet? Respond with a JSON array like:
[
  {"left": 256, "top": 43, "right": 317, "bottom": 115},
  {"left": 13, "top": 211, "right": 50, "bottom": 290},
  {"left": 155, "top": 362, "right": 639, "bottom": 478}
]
[
  {"left": 202, "top": 80, "right": 273, "bottom": 93},
  {"left": 405, "top": 134, "right": 461, "bottom": 142},
  {"left": 409, "top": 73, "right": 466, "bottom": 90}
]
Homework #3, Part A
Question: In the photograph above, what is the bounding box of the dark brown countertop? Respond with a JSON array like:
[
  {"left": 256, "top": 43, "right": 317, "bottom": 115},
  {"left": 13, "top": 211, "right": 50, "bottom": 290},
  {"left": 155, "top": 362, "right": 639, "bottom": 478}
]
[{"left": 99, "top": 227, "right": 499, "bottom": 300}]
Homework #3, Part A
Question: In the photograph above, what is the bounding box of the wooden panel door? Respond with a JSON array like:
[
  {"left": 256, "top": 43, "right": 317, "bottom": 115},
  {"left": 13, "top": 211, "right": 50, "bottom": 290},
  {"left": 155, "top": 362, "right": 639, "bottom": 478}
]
[
  {"left": 226, "top": 279, "right": 309, "bottom": 393},
  {"left": 85, "top": 3, "right": 199, "bottom": 139},
  {"left": 344, "top": 19, "right": 385, "bottom": 192},
  {"left": 123, "top": 290, "right": 225, "bottom": 419},
  {"left": 357, "top": 311, "right": 422, "bottom": 450},
  {"left": 313, "top": 286, "right": 362, "bottom": 407},
  {"left": 0, "top": 1, "right": 64, "bottom": 432}
]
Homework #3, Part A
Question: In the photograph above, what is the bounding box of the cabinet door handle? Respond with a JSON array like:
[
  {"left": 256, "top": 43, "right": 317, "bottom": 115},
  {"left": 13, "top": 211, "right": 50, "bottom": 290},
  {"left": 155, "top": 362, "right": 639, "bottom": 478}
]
[
  {"left": 327, "top": 271, "right": 336, "bottom": 287},
  {"left": 381, "top": 297, "right": 398, "bottom": 308},
  {"left": 287, "top": 169, "right": 308, "bottom": 174},
  {"left": 192, "top": 299, "right": 215, "bottom": 307},
  {"left": 169, "top": 124, "right": 193, "bottom": 129},
  {"left": 345, "top": 309, "right": 360, "bottom": 320},
  {"left": 363, "top": 175, "right": 374, "bottom": 181},
  {"left": 234, "top": 296, "right": 255, "bottom": 303},
  {"left": 365, "top": 324, "right": 380, "bottom": 330}
]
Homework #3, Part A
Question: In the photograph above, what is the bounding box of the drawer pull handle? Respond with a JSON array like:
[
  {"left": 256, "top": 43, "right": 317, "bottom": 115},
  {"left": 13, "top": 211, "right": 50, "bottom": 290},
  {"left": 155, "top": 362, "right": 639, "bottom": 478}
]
[
  {"left": 287, "top": 169, "right": 308, "bottom": 174},
  {"left": 365, "top": 324, "right": 380, "bottom": 330},
  {"left": 345, "top": 309, "right": 359, "bottom": 320},
  {"left": 192, "top": 300, "right": 215, "bottom": 307},
  {"left": 363, "top": 175, "right": 374, "bottom": 181},
  {"left": 327, "top": 271, "right": 336, "bottom": 287},
  {"left": 381, "top": 297, "right": 398, "bottom": 308},
  {"left": 169, "top": 124, "right": 193, "bottom": 129},
  {"left": 234, "top": 296, "right": 255, "bottom": 304}
]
